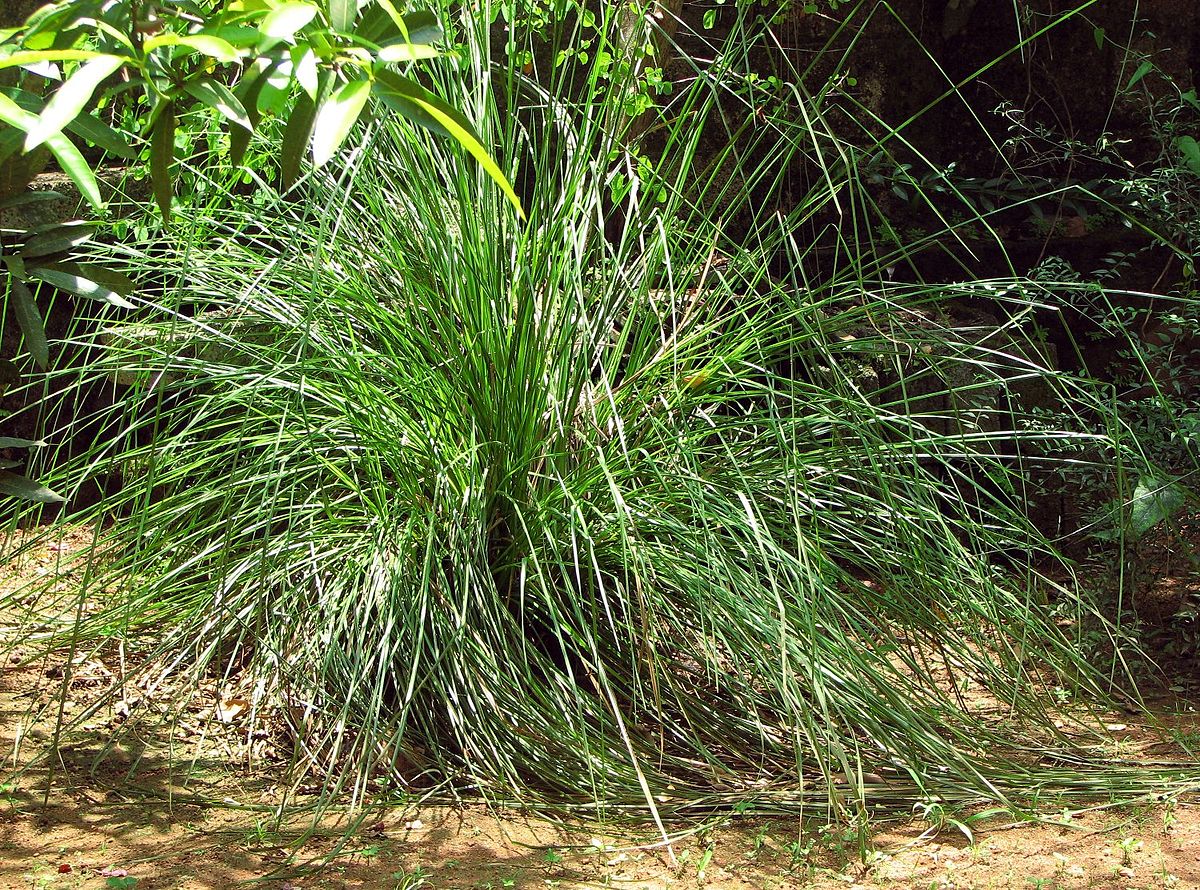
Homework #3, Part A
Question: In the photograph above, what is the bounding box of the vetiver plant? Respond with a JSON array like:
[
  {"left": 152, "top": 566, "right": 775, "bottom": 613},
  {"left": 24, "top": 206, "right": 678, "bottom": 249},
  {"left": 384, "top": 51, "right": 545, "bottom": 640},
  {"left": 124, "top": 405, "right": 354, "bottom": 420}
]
[{"left": 3, "top": 2, "right": 1194, "bottom": 828}]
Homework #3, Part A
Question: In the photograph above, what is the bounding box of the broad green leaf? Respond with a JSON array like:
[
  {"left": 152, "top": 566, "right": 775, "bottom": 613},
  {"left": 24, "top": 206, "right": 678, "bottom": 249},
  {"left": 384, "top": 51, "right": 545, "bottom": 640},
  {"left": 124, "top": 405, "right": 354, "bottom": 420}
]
[
  {"left": 0, "top": 91, "right": 44, "bottom": 138},
  {"left": 372, "top": 70, "right": 524, "bottom": 219},
  {"left": 4, "top": 254, "right": 26, "bottom": 279},
  {"left": 359, "top": 1, "right": 441, "bottom": 44},
  {"left": 44, "top": 130, "right": 104, "bottom": 212},
  {"left": 144, "top": 32, "right": 241, "bottom": 63},
  {"left": 92, "top": 19, "right": 137, "bottom": 52},
  {"left": 0, "top": 49, "right": 105, "bottom": 71},
  {"left": 292, "top": 46, "right": 319, "bottom": 100},
  {"left": 151, "top": 102, "right": 176, "bottom": 222},
  {"left": 259, "top": 2, "right": 319, "bottom": 51},
  {"left": 0, "top": 190, "right": 64, "bottom": 211},
  {"left": 355, "top": 2, "right": 399, "bottom": 43},
  {"left": 24, "top": 54, "right": 126, "bottom": 151},
  {"left": 0, "top": 470, "right": 67, "bottom": 504},
  {"left": 0, "top": 126, "right": 23, "bottom": 165},
  {"left": 328, "top": 0, "right": 356, "bottom": 32},
  {"left": 397, "top": 10, "right": 443, "bottom": 44},
  {"left": 312, "top": 77, "right": 370, "bottom": 167},
  {"left": 202, "top": 24, "right": 265, "bottom": 48},
  {"left": 20, "top": 223, "right": 95, "bottom": 258},
  {"left": 377, "top": 41, "right": 439, "bottom": 63},
  {"left": 230, "top": 63, "right": 271, "bottom": 165},
  {"left": 27, "top": 266, "right": 137, "bottom": 309},
  {"left": 367, "top": 1, "right": 440, "bottom": 43},
  {"left": 229, "top": 0, "right": 273, "bottom": 12},
  {"left": 3, "top": 85, "right": 134, "bottom": 157},
  {"left": 1175, "top": 136, "right": 1200, "bottom": 175},
  {"left": 20, "top": 58, "right": 60, "bottom": 80},
  {"left": 63, "top": 262, "right": 137, "bottom": 297},
  {"left": 280, "top": 90, "right": 319, "bottom": 190},
  {"left": 0, "top": 90, "right": 107, "bottom": 211},
  {"left": 1125, "top": 60, "right": 1153, "bottom": 91},
  {"left": 1129, "top": 475, "right": 1188, "bottom": 539},
  {"left": 10, "top": 279, "right": 48, "bottom": 369},
  {"left": 183, "top": 78, "right": 252, "bottom": 130},
  {"left": 0, "top": 437, "right": 46, "bottom": 448},
  {"left": 257, "top": 58, "right": 294, "bottom": 115},
  {"left": 65, "top": 109, "right": 137, "bottom": 157},
  {"left": 1092, "top": 26, "right": 1104, "bottom": 50}
]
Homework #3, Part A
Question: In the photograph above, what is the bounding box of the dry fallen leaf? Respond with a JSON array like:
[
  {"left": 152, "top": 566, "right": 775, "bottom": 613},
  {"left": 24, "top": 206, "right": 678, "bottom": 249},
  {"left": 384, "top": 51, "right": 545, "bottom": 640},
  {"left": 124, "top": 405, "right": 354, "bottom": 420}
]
[{"left": 217, "top": 696, "right": 250, "bottom": 723}]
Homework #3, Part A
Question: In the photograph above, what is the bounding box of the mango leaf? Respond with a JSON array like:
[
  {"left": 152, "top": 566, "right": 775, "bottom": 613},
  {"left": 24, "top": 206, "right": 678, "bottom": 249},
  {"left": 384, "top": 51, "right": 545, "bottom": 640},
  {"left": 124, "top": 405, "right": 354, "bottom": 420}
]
[
  {"left": 311, "top": 77, "right": 370, "bottom": 167},
  {"left": 372, "top": 70, "right": 524, "bottom": 219},
  {"left": 28, "top": 265, "right": 137, "bottom": 309},
  {"left": 0, "top": 92, "right": 102, "bottom": 211},
  {"left": 202, "top": 24, "right": 264, "bottom": 48},
  {"left": 228, "top": 0, "right": 274, "bottom": 13},
  {"left": 358, "top": 3, "right": 440, "bottom": 44},
  {"left": 3, "top": 85, "right": 134, "bottom": 157},
  {"left": 259, "top": 2, "right": 319, "bottom": 51},
  {"left": 183, "top": 78, "right": 252, "bottom": 130},
  {"left": 280, "top": 90, "right": 319, "bottom": 190},
  {"left": 20, "top": 223, "right": 95, "bottom": 258},
  {"left": 399, "top": 10, "right": 442, "bottom": 44},
  {"left": 256, "top": 58, "right": 294, "bottom": 115},
  {"left": 0, "top": 125, "right": 24, "bottom": 165},
  {"left": 0, "top": 49, "right": 106, "bottom": 71},
  {"left": 92, "top": 19, "right": 138, "bottom": 52},
  {"left": 0, "top": 470, "right": 66, "bottom": 504},
  {"left": 45, "top": 130, "right": 104, "bottom": 212},
  {"left": 355, "top": 3, "right": 399, "bottom": 43},
  {"left": 328, "top": 0, "right": 356, "bottom": 32},
  {"left": 64, "top": 262, "right": 137, "bottom": 297},
  {"left": 65, "top": 109, "right": 137, "bottom": 157},
  {"left": 0, "top": 190, "right": 64, "bottom": 211},
  {"left": 9, "top": 279, "right": 49, "bottom": 369},
  {"left": 24, "top": 54, "right": 126, "bottom": 151},
  {"left": 230, "top": 63, "right": 271, "bottom": 165},
  {"left": 292, "top": 46, "right": 319, "bottom": 100},
  {"left": 1129, "top": 475, "right": 1188, "bottom": 540},
  {"left": 377, "top": 41, "right": 439, "bottom": 63},
  {"left": 151, "top": 102, "right": 176, "bottom": 222},
  {"left": 143, "top": 32, "right": 241, "bottom": 63}
]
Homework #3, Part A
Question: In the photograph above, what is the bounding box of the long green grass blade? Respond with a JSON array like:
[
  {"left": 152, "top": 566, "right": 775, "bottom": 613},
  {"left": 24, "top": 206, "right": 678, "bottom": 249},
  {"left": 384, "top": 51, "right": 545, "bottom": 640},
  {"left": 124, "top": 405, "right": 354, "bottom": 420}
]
[{"left": 372, "top": 69, "right": 523, "bottom": 219}]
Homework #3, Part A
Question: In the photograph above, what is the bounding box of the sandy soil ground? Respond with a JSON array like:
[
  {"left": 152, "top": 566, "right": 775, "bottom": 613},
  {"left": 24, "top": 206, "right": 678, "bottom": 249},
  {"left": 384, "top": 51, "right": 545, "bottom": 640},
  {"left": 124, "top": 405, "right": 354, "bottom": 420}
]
[{"left": 3, "top": 526, "right": 1199, "bottom": 890}]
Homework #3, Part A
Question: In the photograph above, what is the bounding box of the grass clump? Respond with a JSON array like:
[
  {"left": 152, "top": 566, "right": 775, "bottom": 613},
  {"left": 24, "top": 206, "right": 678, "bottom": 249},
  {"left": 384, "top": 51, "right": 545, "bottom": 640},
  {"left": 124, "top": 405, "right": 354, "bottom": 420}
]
[{"left": 3, "top": 5, "right": 1190, "bottom": 824}]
